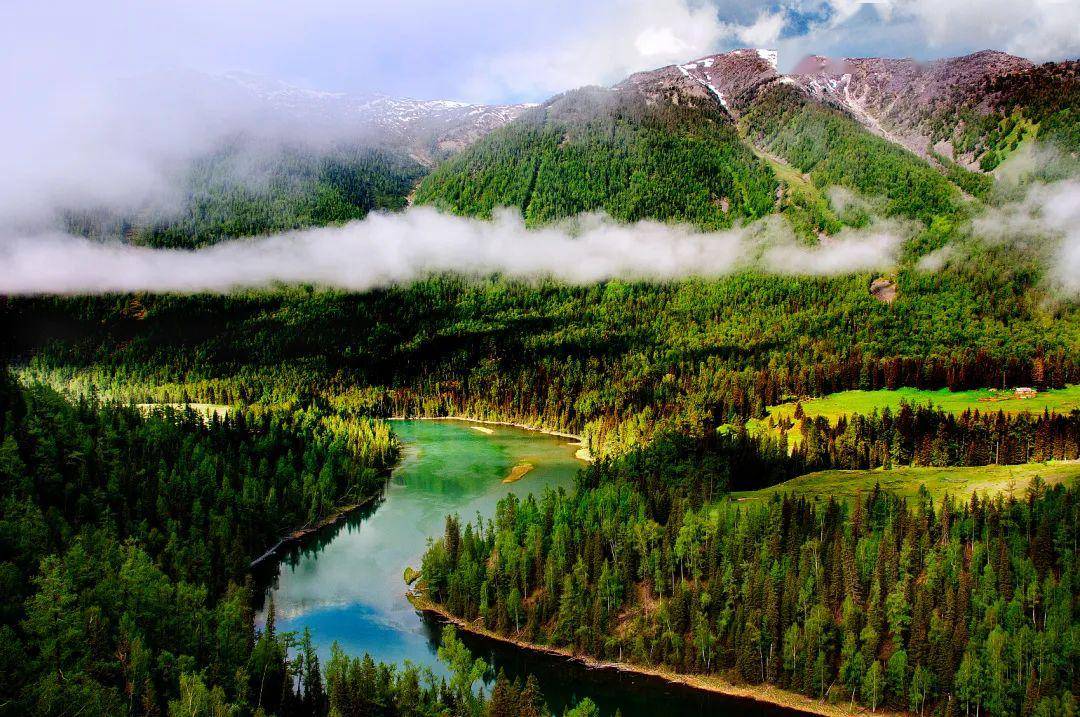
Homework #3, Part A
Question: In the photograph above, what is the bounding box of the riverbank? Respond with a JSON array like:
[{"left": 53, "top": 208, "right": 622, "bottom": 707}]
[
  {"left": 388, "top": 415, "right": 593, "bottom": 462},
  {"left": 410, "top": 593, "right": 905, "bottom": 717},
  {"left": 250, "top": 496, "right": 378, "bottom": 568}
]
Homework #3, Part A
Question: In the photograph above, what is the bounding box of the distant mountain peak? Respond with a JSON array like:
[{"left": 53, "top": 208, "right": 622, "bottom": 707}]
[
  {"left": 219, "top": 71, "right": 534, "bottom": 163},
  {"left": 790, "top": 49, "right": 1039, "bottom": 158},
  {"left": 617, "top": 47, "right": 780, "bottom": 116}
]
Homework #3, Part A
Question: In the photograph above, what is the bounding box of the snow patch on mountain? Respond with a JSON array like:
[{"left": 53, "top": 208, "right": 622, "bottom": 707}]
[{"left": 220, "top": 71, "right": 533, "bottom": 161}]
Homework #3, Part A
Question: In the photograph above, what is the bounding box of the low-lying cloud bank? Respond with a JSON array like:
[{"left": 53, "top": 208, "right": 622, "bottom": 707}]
[
  {"left": 0, "top": 208, "right": 904, "bottom": 295},
  {"left": 914, "top": 178, "right": 1080, "bottom": 296},
  {"left": 973, "top": 179, "right": 1080, "bottom": 295},
  {"left": 4, "top": 176, "right": 1077, "bottom": 297}
]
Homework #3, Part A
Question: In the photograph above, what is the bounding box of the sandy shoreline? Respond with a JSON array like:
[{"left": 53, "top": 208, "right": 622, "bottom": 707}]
[
  {"left": 410, "top": 593, "right": 905, "bottom": 717},
  {"left": 388, "top": 414, "right": 593, "bottom": 462}
]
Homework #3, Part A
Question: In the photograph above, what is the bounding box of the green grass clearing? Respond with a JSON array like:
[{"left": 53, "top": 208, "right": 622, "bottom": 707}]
[
  {"left": 728, "top": 461, "right": 1080, "bottom": 506},
  {"left": 746, "top": 142, "right": 843, "bottom": 237},
  {"left": 766, "top": 385, "right": 1080, "bottom": 446}
]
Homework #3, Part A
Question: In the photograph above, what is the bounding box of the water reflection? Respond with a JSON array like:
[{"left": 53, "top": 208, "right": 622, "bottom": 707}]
[{"left": 257, "top": 420, "right": 807, "bottom": 717}]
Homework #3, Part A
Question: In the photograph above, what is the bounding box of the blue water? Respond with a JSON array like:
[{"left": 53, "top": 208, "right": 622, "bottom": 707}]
[
  {"left": 261, "top": 420, "right": 580, "bottom": 675},
  {"left": 259, "top": 419, "right": 807, "bottom": 717}
]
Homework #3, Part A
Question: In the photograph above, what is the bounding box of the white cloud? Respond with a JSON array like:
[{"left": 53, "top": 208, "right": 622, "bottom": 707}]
[
  {"left": 461, "top": 0, "right": 728, "bottom": 101},
  {"left": 763, "top": 224, "right": 904, "bottom": 274},
  {"left": 717, "top": 0, "right": 1079, "bottom": 71},
  {"left": 915, "top": 245, "right": 956, "bottom": 272},
  {"left": 971, "top": 179, "right": 1080, "bottom": 295},
  {"left": 720, "top": 11, "right": 787, "bottom": 48},
  {"left": 892, "top": 0, "right": 1080, "bottom": 61},
  {"left": 0, "top": 208, "right": 906, "bottom": 295},
  {"left": 635, "top": 27, "right": 690, "bottom": 57}
]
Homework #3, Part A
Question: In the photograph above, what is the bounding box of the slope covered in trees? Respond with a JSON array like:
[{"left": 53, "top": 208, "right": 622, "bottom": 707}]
[
  {"left": 0, "top": 374, "right": 398, "bottom": 714},
  {"left": 419, "top": 431, "right": 1080, "bottom": 716},
  {"left": 414, "top": 87, "right": 778, "bottom": 229},
  {"left": 65, "top": 144, "right": 425, "bottom": 249},
  {"left": 947, "top": 61, "right": 1080, "bottom": 171},
  {"left": 740, "top": 85, "right": 962, "bottom": 224},
  {"left": 8, "top": 255, "right": 1077, "bottom": 456}
]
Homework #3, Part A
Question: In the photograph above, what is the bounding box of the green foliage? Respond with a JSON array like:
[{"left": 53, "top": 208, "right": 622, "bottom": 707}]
[
  {"left": 731, "top": 461, "right": 1080, "bottom": 507},
  {"left": 65, "top": 144, "right": 425, "bottom": 248},
  {"left": 421, "top": 432, "right": 1080, "bottom": 716},
  {"left": 741, "top": 85, "right": 962, "bottom": 224},
  {"left": 8, "top": 255, "right": 1076, "bottom": 458},
  {"left": 929, "top": 150, "right": 995, "bottom": 198},
  {"left": 952, "top": 62, "right": 1080, "bottom": 168},
  {"left": 416, "top": 88, "right": 778, "bottom": 229},
  {"left": 0, "top": 373, "right": 397, "bottom": 714}
]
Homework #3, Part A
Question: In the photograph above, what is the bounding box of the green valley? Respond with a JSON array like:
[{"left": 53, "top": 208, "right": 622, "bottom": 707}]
[{"left": 2, "top": 24, "right": 1078, "bottom": 717}]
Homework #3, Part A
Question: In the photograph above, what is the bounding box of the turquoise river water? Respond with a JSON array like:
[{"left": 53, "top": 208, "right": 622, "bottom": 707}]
[{"left": 258, "top": 419, "right": 806, "bottom": 717}]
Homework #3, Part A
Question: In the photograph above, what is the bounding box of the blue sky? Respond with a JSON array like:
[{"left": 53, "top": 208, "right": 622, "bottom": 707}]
[{"left": 4, "top": 0, "right": 1078, "bottom": 104}]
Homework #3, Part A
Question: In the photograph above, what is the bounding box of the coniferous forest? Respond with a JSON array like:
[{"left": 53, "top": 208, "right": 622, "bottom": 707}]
[
  {"left": 420, "top": 433, "right": 1079, "bottom": 717},
  {"left": 2, "top": 12, "right": 1080, "bottom": 717}
]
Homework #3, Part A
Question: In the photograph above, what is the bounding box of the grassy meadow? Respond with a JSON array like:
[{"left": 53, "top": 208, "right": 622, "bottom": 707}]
[
  {"left": 728, "top": 460, "right": 1080, "bottom": 506},
  {"left": 761, "top": 385, "right": 1080, "bottom": 446}
]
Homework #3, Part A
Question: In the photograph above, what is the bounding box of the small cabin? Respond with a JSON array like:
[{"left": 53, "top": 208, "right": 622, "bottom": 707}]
[{"left": 1014, "top": 387, "right": 1038, "bottom": 399}]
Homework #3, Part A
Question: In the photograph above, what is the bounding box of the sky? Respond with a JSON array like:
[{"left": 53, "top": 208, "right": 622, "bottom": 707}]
[
  {"left": 4, "top": 0, "right": 1078, "bottom": 105},
  {"left": 1, "top": 0, "right": 1076, "bottom": 230}
]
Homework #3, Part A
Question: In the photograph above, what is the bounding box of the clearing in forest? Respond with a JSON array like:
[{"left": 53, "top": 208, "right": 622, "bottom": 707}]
[
  {"left": 728, "top": 460, "right": 1080, "bottom": 506},
  {"left": 764, "top": 385, "right": 1080, "bottom": 445}
]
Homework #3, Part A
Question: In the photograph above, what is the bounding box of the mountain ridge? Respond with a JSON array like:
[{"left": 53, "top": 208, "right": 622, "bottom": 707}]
[
  {"left": 220, "top": 71, "right": 535, "bottom": 164},
  {"left": 610, "top": 47, "right": 1075, "bottom": 168}
]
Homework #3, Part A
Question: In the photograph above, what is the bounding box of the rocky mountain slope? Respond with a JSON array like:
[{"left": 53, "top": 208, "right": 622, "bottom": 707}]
[
  {"left": 415, "top": 47, "right": 984, "bottom": 234},
  {"left": 616, "top": 47, "right": 780, "bottom": 116},
  {"left": 610, "top": 48, "right": 1076, "bottom": 170},
  {"left": 222, "top": 71, "right": 533, "bottom": 164},
  {"left": 414, "top": 44, "right": 1080, "bottom": 250},
  {"left": 75, "top": 50, "right": 1074, "bottom": 248},
  {"left": 792, "top": 51, "right": 1036, "bottom": 162}
]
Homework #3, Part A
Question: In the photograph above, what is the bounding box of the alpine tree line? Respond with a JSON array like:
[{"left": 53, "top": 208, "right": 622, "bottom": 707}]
[{"left": 420, "top": 430, "right": 1079, "bottom": 716}]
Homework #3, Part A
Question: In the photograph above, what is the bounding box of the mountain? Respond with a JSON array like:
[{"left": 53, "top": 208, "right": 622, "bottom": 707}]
[
  {"left": 413, "top": 83, "right": 779, "bottom": 229},
  {"left": 78, "top": 51, "right": 1075, "bottom": 249},
  {"left": 417, "top": 48, "right": 1079, "bottom": 236},
  {"left": 416, "top": 48, "right": 985, "bottom": 236},
  {"left": 63, "top": 73, "right": 532, "bottom": 248},
  {"left": 65, "top": 144, "right": 427, "bottom": 249},
  {"left": 793, "top": 51, "right": 1080, "bottom": 169},
  {"left": 618, "top": 47, "right": 780, "bottom": 117},
  {"left": 221, "top": 72, "right": 533, "bottom": 164}
]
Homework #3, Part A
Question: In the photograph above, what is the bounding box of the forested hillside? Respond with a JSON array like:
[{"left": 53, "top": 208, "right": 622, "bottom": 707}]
[
  {"left": 419, "top": 432, "right": 1080, "bottom": 716},
  {"left": 65, "top": 144, "right": 425, "bottom": 249},
  {"left": 414, "top": 54, "right": 980, "bottom": 244},
  {"left": 740, "top": 85, "right": 961, "bottom": 223},
  {"left": 934, "top": 60, "right": 1080, "bottom": 171},
  {"left": 415, "top": 87, "right": 777, "bottom": 229},
  {"left": 0, "top": 374, "right": 398, "bottom": 713},
  {"left": 8, "top": 255, "right": 1077, "bottom": 457}
]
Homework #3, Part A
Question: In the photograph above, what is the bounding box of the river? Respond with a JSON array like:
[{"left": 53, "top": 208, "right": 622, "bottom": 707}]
[{"left": 258, "top": 419, "right": 806, "bottom": 717}]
